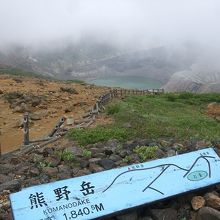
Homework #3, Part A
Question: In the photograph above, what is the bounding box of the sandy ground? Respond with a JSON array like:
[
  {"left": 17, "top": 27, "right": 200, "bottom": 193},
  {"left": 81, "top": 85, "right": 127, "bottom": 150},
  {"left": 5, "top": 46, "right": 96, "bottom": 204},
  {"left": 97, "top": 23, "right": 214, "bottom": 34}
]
[{"left": 0, "top": 74, "right": 112, "bottom": 154}]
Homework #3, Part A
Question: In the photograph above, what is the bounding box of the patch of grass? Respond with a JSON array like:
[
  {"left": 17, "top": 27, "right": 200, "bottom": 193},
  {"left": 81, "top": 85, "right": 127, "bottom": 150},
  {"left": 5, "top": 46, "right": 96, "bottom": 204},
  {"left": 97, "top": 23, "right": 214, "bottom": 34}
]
[
  {"left": 67, "top": 93, "right": 220, "bottom": 145},
  {"left": 56, "top": 149, "right": 75, "bottom": 162},
  {"left": 67, "top": 127, "right": 129, "bottom": 146},
  {"left": 134, "top": 145, "right": 159, "bottom": 162},
  {"left": 0, "top": 66, "right": 50, "bottom": 79},
  {"left": 65, "top": 79, "right": 85, "bottom": 84},
  {"left": 113, "top": 93, "right": 220, "bottom": 140},
  {"left": 106, "top": 103, "right": 120, "bottom": 115},
  {"left": 164, "top": 92, "right": 220, "bottom": 106}
]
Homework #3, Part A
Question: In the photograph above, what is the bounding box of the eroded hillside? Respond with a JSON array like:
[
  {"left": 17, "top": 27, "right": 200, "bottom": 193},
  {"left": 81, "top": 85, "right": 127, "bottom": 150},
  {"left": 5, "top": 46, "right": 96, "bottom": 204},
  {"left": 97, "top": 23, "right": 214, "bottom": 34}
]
[{"left": 0, "top": 74, "right": 110, "bottom": 154}]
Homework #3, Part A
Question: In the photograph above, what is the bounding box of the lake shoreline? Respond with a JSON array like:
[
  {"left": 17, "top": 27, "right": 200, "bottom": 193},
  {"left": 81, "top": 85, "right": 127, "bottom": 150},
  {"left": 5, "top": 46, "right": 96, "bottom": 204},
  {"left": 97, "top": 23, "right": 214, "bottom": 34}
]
[{"left": 85, "top": 75, "right": 164, "bottom": 89}]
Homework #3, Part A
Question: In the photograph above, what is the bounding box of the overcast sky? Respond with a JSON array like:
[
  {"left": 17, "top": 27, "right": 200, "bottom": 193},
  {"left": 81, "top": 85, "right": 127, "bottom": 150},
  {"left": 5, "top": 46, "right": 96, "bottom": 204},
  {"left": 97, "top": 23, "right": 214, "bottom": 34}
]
[{"left": 0, "top": 0, "right": 220, "bottom": 50}]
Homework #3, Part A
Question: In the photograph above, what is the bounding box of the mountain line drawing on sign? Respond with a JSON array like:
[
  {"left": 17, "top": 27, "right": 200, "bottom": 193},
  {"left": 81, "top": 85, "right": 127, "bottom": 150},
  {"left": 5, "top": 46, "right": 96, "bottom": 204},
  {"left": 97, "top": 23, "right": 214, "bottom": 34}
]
[{"left": 103, "top": 154, "right": 216, "bottom": 195}]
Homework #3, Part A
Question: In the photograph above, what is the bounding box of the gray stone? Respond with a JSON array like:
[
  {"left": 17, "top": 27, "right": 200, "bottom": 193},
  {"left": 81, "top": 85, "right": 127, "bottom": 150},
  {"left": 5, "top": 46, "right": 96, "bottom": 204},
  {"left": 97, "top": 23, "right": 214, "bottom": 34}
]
[
  {"left": 95, "top": 153, "right": 106, "bottom": 158},
  {"left": 31, "top": 97, "right": 41, "bottom": 107},
  {"left": 172, "top": 143, "right": 185, "bottom": 151},
  {"left": 138, "top": 217, "right": 153, "bottom": 220},
  {"left": 197, "top": 207, "right": 220, "bottom": 220},
  {"left": 148, "top": 142, "right": 158, "bottom": 147},
  {"left": 64, "top": 105, "right": 74, "bottom": 113},
  {"left": 42, "top": 167, "right": 58, "bottom": 177},
  {"left": 116, "top": 211, "right": 138, "bottom": 220},
  {"left": 42, "top": 147, "right": 54, "bottom": 156},
  {"left": 89, "top": 163, "right": 104, "bottom": 173},
  {"left": 16, "top": 165, "right": 29, "bottom": 175},
  {"left": 191, "top": 196, "right": 206, "bottom": 210},
  {"left": 89, "top": 158, "right": 102, "bottom": 164},
  {"left": 0, "top": 164, "right": 14, "bottom": 175},
  {"left": 0, "top": 210, "right": 8, "bottom": 220},
  {"left": 13, "top": 103, "right": 30, "bottom": 113},
  {"left": 12, "top": 119, "right": 23, "bottom": 128},
  {"left": 150, "top": 208, "right": 177, "bottom": 220},
  {"left": 204, "top": 192, "right": 220, "bottom": 210},
  {"left": 104, "top": 148, "right": 113, "bottom": 156},
  {"left": 90, "top": 147, "right": 103, "bottom": 155},
  {"left": 167, "top": 149, "right": 176, "bottom": 157},
  {"left": 57, "top": 172, "right": 72, "bottom": 180},
  {"left": 65, "top": 146, "right": 83, "bottom": 157},
  {"left": 80, "top": 160, "right": 90, "bottom": 168},
  {"left": 45, "top": 156, "right": 61, "bottom": 167},
  {"left": 109, "top": 155, "right": 122, "bottom": 162},
  {"left": 196, "top": 140, "right": 212, "bottom": 149},
  {"left": 119, "top": 150, "right": 128, "bottom": 158},
  {"left": 0, "top": 174, "right": 12, "bottom": 184},
  {"left": 99, "top": 159, "right": 116, "bottom": 170},
  {"left": 29, "top": 167, "right": 40, "bottom": 176},
  {"left": 10, "top": 157, "right": 22, "bottom": 165},
  {"left": 29, "top": 113, "right": 43, "bottom": 120},
  {"left": 0, "top": 180, "right": 21, "bottom": 192},
  {"left": 71, "top": 168, "right": 80, "bottom": 176},
  {"left": 32, "top": 153, "right": 44, "bottom": 163},
  {"left": 58, "top": 165, "right": 71, "bottom": 173},
  {"left": 160, "top": 140, "right": 170, "bottom": 147},
  {"left": 155, "top": 149, "right": 166, "bottom": 158},
  {"left": 122, "top": 122, "right": 132, "bottom": 128},
  {"left": 66, "top": 117, "right": 74, "bottom": 125},
  {"left": 105, "top": 139, "right": 119, "bottom": 152},
  {"left": 75, "top": 169, "right": 91, "bottom": 177}
]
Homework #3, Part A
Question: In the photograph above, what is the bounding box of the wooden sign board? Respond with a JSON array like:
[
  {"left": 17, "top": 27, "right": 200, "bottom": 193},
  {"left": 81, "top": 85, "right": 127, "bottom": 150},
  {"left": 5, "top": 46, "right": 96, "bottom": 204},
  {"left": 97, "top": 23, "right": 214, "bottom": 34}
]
[{"left": 10, "top": 148, "right": 220, "bottom": 220}]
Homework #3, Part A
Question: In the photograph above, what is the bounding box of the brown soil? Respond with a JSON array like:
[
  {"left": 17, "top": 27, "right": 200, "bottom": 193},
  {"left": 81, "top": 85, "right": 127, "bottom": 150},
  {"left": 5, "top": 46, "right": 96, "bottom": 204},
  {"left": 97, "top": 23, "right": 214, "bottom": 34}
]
[{"left": 0, "top": 74, "right": 113, "bottom": 154}]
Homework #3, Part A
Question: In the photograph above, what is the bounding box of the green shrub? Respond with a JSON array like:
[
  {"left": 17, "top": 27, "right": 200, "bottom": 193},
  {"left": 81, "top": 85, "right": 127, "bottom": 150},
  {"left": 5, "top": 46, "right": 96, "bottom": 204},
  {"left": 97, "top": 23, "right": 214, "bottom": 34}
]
[
  {"left": 134, "top": 145, "right": 159, "bottom": 162},
  {"left": 82, "top": 149, "right": 92, "bottom": 158},
  {"left": 166, "top": 94, "right": 176, "bottom": 102},
  {"left": 106, "top": 103, "right": 120, "bottom": 115},
  {"left": 66, "top": 79, "right": 85, "bottom": 84},
  {"left": 37, "top": 161, "right": 52, "bottom": 169},
  {"left": 4, "top": 92, "right": 24, "bottom": 103},
  {"left": 178, "top": 92, "right": 194, "bottom": 99},
  {"left": 56, "top": 149, "right": 75, "bottom": 162},
  {"left": 122, "top": 155, "right": 132, "bottom": 163}
]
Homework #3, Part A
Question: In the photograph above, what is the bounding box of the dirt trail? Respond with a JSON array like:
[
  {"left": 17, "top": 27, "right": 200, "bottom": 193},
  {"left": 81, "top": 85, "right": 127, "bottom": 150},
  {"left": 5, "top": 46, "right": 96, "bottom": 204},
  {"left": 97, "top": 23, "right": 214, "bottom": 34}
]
[{"left": 0, "top": 74, "right": 112, "bottom": 154}]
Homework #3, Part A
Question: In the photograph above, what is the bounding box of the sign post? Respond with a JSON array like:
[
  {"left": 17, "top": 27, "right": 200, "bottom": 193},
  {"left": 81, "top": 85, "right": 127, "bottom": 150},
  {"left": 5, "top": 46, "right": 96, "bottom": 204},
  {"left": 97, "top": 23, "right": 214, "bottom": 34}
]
[{"left": 10, "top": 148, "right": 220, "bottom": 220}]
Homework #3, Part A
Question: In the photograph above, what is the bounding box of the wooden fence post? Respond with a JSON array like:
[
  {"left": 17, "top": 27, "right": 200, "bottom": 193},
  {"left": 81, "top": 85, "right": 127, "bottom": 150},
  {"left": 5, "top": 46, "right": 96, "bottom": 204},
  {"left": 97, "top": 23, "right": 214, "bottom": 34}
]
[{"left": 23, "top": 112, "right": 30, "bottom": 145}]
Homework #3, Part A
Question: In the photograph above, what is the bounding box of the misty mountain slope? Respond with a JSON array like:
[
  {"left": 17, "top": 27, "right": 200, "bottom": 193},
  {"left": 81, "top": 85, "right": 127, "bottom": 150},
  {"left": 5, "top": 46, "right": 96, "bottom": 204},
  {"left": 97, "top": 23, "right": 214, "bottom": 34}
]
[
  {"left": 164, "top": 69, "right": 220, "bottom": 92},
  {"left": 0, "top": 45, "right": 194, "bottom": 83},
  {"left": 0, "top": 41, "right": 120, "bottom": 78}
]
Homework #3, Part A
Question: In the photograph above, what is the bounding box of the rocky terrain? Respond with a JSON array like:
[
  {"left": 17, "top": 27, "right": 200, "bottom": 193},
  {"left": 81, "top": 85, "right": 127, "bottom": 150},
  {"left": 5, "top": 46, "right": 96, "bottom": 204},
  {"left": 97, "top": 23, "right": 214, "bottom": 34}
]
[
  {"left": 1, "top": 138, "right": 220, "bottom": 220},
  {"left": 1, "top": 74, "right": 220, "bottom": 220},
  {"left": 164, "top": 64, "right": 220, "bottom": 93},
  {"left": 0, "top": 74, "right": 111, "bottom": 153}
]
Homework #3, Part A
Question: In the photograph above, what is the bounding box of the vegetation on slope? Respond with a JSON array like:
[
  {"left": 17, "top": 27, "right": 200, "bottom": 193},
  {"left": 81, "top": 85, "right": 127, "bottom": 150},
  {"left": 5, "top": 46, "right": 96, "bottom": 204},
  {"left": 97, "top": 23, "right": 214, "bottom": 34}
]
[
  {"left": 68, "top": 93, "right": 220, "bottom": 146},
  {"left": 0, "top": 66, "right": 45, "bottom": 78}
]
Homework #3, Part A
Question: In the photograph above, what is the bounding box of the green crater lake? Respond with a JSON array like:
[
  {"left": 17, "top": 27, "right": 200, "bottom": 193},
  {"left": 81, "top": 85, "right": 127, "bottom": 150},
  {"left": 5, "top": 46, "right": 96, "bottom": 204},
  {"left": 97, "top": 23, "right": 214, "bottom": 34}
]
[{"left": 87, "top": 75, "right": 163, "bottom": 89}]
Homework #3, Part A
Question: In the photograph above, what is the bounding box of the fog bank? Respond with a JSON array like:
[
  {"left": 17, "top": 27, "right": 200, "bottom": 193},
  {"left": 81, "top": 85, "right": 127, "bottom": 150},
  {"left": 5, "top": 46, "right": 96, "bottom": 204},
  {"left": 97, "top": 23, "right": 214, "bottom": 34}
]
[{"left": 0, "top": 0, "right": 220, "bottom": 50}]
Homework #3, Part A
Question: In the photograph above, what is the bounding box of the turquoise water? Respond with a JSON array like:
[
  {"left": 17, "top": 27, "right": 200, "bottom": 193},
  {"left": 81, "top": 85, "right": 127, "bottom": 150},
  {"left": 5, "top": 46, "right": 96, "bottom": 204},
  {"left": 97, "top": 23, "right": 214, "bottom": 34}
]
[{"left": 88, "top": 75, "right": 163, "bottom": 89}]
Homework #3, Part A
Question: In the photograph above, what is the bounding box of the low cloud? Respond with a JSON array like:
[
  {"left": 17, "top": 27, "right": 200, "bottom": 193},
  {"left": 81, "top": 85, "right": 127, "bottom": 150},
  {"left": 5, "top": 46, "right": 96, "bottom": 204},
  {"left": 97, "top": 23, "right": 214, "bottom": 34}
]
[{"left": 0, "top": 0, "right": 219, "bottom": 51}]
